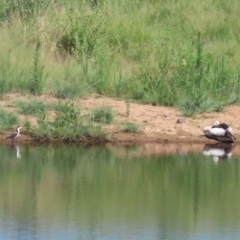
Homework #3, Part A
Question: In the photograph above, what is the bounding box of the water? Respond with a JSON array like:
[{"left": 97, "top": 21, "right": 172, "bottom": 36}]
[{"left": 0, "top": 142, "right": 239, "bottom": 240}]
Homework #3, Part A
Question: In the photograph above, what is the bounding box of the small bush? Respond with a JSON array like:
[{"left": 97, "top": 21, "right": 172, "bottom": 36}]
[
  {"left": 0, "top": 109, "right": 18, "bottom": 131},
  {"left": 54, "top": 101, "right": 79, "bottom": 128},
  {"left": 91, "top": 106, "right": 114, "bottom": 124}
]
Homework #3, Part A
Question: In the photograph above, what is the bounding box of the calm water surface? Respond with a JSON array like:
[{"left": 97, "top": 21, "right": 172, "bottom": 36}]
[{"left": 0, "top": 143, "right": 240, "bottom": 240}]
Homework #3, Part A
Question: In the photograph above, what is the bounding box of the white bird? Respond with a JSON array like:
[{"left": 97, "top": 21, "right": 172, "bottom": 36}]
[
  {"left": 6, "top": 126, "right": 21, "bottom": 143},
  {"left": 203, "top": 121, "right": 236, "bottom": 143}
]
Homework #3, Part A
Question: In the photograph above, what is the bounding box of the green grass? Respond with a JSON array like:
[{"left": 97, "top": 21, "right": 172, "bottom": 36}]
[
  {"left": 91, "top": 106, "right": 115, "bottom": 124},
  {"left": 14, "top": 100, "right": 50, "bottom": 117},
  {"left": 1, "top": 0, "right": 240, "bottom": 115},
  {"left": 54, "top": 75, "right": 90, "bottom": 99},
  {"left": 31, "top": 101, "right": 105, "bottom": 141},
  {"left": 0, "top": 108, "right": 18, "bottom": 131},
  {"left": 121, "top": 122, "right": 140, "bottom": 133}
]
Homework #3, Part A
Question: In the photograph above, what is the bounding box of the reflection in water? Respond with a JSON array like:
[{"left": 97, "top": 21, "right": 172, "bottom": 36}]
[
  {"left": 0, "top": 143, "right": 240, "bottom": 239},
  {"left": 203, "top": 143, "right": 234, "bottom": 162},
  {"left": 8, "top": 144, "right": 21, "bottom": 158}
]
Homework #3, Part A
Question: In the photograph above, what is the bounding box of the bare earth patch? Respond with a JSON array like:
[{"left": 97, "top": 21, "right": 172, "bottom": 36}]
[{"left": 1, "top": 93, "right": 240, "bottom": 144}]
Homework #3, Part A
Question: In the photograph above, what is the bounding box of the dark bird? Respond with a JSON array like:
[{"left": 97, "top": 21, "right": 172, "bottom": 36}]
[
  {"left": 203, "top": 120, "right": 236, "bottom": 143},
  {"left": 6, "top": 126, "right": 21, "bottom": 143}
]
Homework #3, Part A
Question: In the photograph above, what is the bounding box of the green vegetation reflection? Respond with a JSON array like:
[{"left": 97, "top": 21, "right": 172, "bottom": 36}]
[{"left": 0, "top": 144, "right": 240, "bottom": 237}]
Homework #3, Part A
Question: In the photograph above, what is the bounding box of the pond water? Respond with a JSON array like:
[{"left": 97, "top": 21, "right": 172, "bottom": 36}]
[{"left": 0, "top": 142, "right": 240, "bottom": 240}]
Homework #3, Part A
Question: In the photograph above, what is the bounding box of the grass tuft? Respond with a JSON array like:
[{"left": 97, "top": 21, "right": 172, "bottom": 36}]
[
  {"left": 14, "top": 100, "right": 50, "bottom": 117},
  {"left": 91, "top": 106, "right": 115, "bottom": 124},
  {"left": 0, "top": 108, "right": 18, "bottom": 131},
  {"left": 121, "top": 122, "right": 140, "bottom": 133}
]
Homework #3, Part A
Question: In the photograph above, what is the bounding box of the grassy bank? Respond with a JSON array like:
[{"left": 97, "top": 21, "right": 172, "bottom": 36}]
[
  {"left": 0, "top": 0, "right": 240, "bottom": 120},
  {"left": 1, "top": 98, "right": 112, "bottom": 142}
]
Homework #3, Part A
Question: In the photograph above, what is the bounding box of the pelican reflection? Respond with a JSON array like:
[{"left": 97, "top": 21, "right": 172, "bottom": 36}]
[{"left": 203, "top": 143, "right": 234, "bottom": 162}]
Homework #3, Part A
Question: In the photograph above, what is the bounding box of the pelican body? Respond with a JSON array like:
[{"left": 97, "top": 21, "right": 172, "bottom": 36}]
[
  {"left": 6, "top": 126, "right": 21, "bottom": 142},
  {"left": 203, "top": 121, "right": 236, "bottom": 143}
]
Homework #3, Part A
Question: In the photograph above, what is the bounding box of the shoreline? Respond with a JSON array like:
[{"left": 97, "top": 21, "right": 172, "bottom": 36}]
[
  {"left": 1, "top": 94, "right": 240, "bottom": 146},
  {"left": 1, "top": 132, "right": 239, "bottom": 144}
]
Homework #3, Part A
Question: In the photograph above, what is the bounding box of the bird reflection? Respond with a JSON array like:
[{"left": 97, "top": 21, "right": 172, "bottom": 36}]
[
  {"left": 8, "top": 144, "right": 21, "bottom": 159},
  {"left": 203, "top": 143, "right": 234, "bottom": 162}
]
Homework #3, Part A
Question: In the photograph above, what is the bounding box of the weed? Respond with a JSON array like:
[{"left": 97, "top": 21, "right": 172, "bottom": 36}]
[
  {"left": 0, "top": 109, "right": 18, "bottom": 131},
  {"left": 29, "top": 43, "right": 46, "bottom": 95},
  {"left": 91, "top": 106, "right": 115, "bottom": 124},
  {"left": 121, "top": 122, "right": 140, "bottom": 133}
]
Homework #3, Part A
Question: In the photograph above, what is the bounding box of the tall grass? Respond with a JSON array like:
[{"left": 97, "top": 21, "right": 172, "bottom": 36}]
[
  {"left": 0, "top": 0, "right": 240, "bottom": 115},
  {"left": 0, "top": 108, "right": 18, "bottom": 131}
]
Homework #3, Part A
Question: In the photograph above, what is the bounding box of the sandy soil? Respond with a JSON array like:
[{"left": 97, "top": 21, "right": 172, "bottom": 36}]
[{"left": 1, "top": 93, "right": 240, "bottom": 144}]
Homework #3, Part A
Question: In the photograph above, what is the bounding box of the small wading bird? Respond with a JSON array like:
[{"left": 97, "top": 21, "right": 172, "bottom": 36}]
[
  {"left": 6, "top": 126, "right": 21, "bottom": 143},
  {"left": 203, "top": 121, "right": 236, "bottom": 143}
]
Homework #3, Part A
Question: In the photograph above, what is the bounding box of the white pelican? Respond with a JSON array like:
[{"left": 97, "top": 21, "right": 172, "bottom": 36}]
[{"left": 203, "top": 121, "right": 236, "bottom": 143}]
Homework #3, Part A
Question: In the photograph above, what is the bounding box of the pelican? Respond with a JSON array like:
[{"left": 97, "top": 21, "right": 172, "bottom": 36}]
[
  {"left": 6, "top": 126, "right": 21, "bottom": 143},
  {"left": 203, "top": 121, "right": 236, "bottom": 143}
]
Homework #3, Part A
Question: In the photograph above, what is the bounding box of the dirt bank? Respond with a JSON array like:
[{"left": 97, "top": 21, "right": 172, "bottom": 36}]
[{"left": 1, "top": 93, "right": 240, "bottom": 144}]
